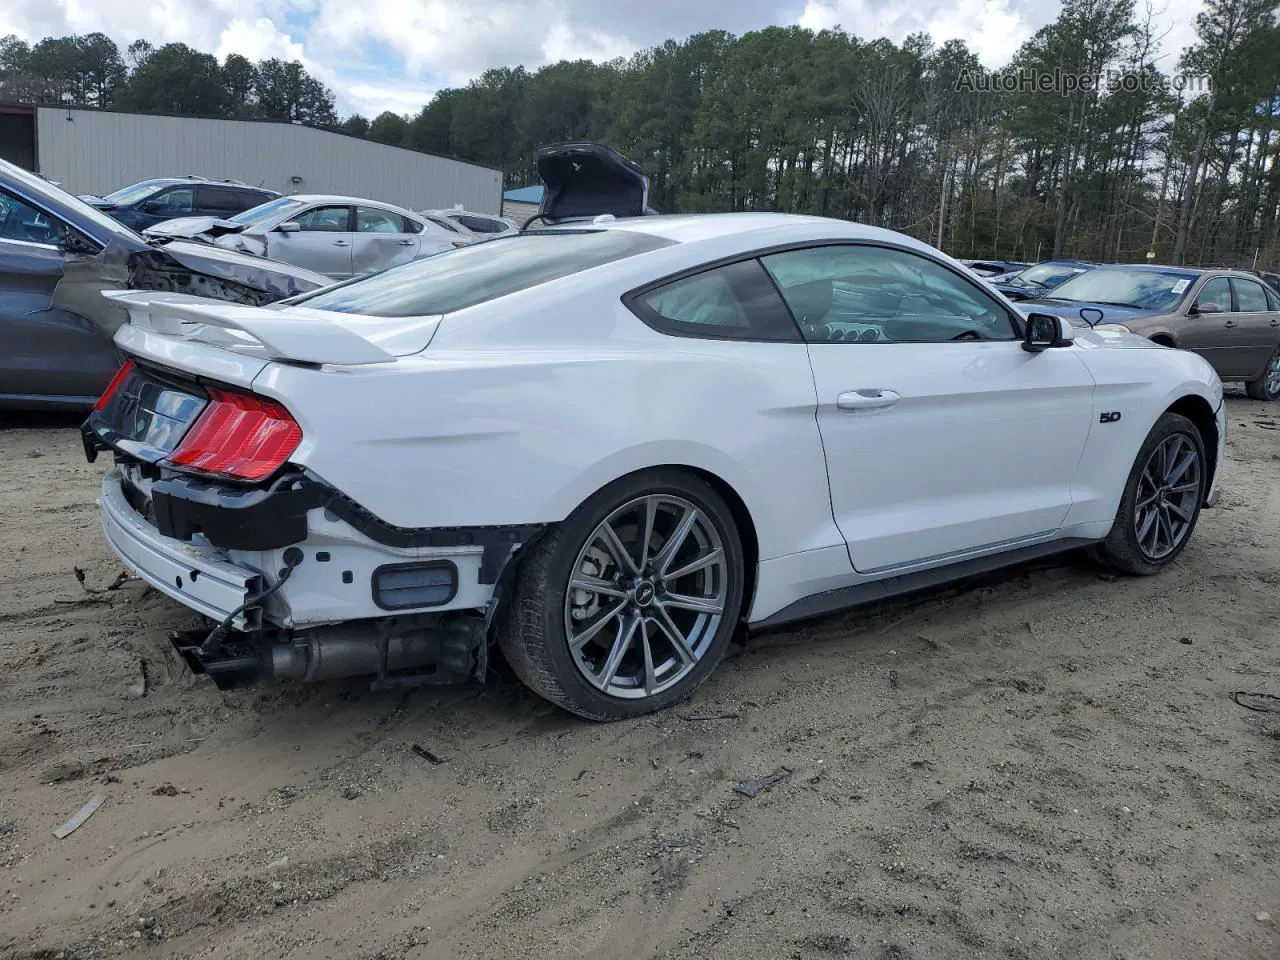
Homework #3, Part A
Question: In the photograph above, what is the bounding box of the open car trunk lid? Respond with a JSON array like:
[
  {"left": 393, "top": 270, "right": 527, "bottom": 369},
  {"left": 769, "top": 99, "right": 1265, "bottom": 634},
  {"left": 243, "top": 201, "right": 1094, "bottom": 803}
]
[{"left": 535, "top": 142, "right": 654, "bottom": 223}]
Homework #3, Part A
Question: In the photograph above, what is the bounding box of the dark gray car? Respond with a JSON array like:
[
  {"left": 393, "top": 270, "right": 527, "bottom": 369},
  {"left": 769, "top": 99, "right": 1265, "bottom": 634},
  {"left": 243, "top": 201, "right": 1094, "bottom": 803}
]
[
  {"left": 0, "top": 159, "right": 330, "bottom": 411},
  {"left": 1023, "top": 264, "right": 1280, "bottom": 400}
]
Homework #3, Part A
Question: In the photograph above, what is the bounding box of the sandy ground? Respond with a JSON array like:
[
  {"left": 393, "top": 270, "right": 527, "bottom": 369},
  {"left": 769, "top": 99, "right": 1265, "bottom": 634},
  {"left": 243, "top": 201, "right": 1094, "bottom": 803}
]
[{"left": 0, "top": 397, "right": 1278, "bottom": 960}]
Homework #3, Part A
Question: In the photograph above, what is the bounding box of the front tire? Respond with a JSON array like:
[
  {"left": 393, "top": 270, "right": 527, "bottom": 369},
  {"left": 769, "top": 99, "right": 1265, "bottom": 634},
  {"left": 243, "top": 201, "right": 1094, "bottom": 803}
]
[
  {"left": 1245, "top": 345, "right": 1280, "bottom": 401},
  {"left": 1097, "top": 412, "right": 1206, "bottom": 575},
  {"left": 498, "top": 469, "right": 745, "bottom": 720}
]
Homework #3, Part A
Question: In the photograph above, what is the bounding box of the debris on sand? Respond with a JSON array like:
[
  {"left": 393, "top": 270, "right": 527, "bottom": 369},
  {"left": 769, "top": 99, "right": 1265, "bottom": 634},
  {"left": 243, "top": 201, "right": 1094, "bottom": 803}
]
[
  {"left": 412, "top": 744, "right": 448, "bottom": 765},
  {"left": 733, "top": 767, "right": 792, "bottom": 799},
  {"left": 54, "top": 794, "right": 106, "bottom": 839}
]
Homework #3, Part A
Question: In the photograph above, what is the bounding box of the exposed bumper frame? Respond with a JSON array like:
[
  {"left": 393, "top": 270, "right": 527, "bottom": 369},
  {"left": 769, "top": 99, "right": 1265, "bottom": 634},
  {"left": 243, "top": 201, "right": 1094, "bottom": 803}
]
[{"left": 99, "top": 468, "right": 261, "bottom": 630}]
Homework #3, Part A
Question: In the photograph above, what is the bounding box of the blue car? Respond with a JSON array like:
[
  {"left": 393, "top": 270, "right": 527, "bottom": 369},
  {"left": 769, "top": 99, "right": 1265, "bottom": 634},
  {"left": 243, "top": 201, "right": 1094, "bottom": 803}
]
[
  {"left": 991, "top": 259, "right": 1094, "bottom": 301},
  {"left": 78, "top": 177, "right": 280, "bottom": 232}
]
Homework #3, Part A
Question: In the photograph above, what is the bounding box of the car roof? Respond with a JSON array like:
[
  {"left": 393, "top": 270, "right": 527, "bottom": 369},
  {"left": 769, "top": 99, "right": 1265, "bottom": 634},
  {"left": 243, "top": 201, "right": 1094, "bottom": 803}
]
[
  {"left": 539, "top": 212, "right": 915, "bottom": 246},
  {"left": 285, "top": 194, "right": 420, "bottom": 213},
  {"left": 1101, "top": 263, "right": 1206, "bottom": 274},
  {"left": 136, "top": 177, "right": 274, "bottom": 191}
]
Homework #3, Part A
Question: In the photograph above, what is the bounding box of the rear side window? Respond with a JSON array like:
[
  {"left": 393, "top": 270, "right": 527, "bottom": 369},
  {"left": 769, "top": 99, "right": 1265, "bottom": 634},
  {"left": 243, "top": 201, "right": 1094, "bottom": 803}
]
[
  {"left": 458, "top": 214, "right": 505, "bottom": 234},
  {"left": 199, "top": 186, "right": 242, "bottom": 212},
  {"left": 1232, "top": 277, "right": 1269, "bottom": 312},
  {"left": 294, "top": 229, "right": 673, "bottom": 316},
  {"left": 629, "top": 260, "right": 801, "bottom": 341},
  {"left": 426, "top": 215, "right": 462, "bottom": 233}
]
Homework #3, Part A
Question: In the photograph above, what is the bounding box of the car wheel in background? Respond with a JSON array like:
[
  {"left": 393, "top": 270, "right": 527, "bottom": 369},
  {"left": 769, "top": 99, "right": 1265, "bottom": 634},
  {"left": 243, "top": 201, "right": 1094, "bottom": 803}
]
[
  {"left": 498, "top": 469, "right": 745, "bottom": 720},
  {"left": 1245, "top": 346, "right": 1280, "bottom": 401},
  {"left": 1097, "top": 412, "right": 1206, "bottom": 576}
]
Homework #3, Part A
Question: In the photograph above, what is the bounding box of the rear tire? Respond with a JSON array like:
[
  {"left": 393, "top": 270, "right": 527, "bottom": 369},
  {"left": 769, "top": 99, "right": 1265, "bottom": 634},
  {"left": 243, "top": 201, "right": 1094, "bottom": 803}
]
[
  {"left": 1245, "top": 345, "right": 1280, "bottom": 400},
  {"left": 498, "top": 469, "right": 745, "bottom": 721},
  {"left": 1097, "top": 412, "right": 1206, "bottom": 576}
]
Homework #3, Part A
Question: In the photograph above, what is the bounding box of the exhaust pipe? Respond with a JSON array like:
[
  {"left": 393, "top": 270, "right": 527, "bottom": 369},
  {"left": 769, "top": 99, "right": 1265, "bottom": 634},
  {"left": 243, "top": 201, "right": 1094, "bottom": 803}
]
[{"left": 170, "top": 617, "right": 482, "bottom": 690}]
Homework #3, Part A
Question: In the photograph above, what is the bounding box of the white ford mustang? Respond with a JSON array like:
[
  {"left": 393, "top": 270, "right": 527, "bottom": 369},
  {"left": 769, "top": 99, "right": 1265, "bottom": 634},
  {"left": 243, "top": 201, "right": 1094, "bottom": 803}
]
[{"left": 82, "top": 212, "right": 1226, "bottom": 720}]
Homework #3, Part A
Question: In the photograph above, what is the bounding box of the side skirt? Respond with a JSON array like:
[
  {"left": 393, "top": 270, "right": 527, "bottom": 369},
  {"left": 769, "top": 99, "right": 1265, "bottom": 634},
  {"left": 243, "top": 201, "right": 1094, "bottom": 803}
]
[{"left": 749, "top": 537, "right": 1095, "bottom": 632}]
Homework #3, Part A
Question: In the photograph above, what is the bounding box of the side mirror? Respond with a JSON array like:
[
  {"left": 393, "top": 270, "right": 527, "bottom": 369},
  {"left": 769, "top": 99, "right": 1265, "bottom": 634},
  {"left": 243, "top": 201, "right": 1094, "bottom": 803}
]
[
  {"left": 1022, "top": 312, "right": 1068, "bottom": 353},
  {"left": 140, "top": 200, "right": 164, "bottom": 213},
  {"left": 1191, "top": 301, "right": 1222, "bottom": 315},
  {"left": 276, "top": 221, "right": 301, "bottom": 233}
]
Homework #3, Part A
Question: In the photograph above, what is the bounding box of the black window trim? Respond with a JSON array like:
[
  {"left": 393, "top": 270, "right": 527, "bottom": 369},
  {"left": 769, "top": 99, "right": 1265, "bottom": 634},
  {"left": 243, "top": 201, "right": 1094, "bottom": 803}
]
[{"left": 622, "top": 238, "right": 1026, "bottom": 344}]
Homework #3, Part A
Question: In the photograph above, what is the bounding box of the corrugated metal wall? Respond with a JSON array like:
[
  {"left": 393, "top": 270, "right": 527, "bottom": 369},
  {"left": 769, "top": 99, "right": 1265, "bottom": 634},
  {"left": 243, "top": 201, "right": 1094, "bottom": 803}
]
[{"left": 35, "top": 107, "right": 503, "bottom": 213}]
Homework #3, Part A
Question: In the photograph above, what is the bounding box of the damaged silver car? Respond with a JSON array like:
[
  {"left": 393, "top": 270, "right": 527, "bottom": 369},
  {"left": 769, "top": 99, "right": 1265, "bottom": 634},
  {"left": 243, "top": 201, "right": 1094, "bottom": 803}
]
[{"left": 0, "top": 159, "right": 331, "bottom": 411}]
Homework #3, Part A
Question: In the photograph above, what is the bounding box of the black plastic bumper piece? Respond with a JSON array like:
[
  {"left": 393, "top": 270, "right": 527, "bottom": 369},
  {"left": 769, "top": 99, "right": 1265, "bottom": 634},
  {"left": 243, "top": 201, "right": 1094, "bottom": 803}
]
[{"left": 150, "top": 472, "right": 326, "bottom": 551}]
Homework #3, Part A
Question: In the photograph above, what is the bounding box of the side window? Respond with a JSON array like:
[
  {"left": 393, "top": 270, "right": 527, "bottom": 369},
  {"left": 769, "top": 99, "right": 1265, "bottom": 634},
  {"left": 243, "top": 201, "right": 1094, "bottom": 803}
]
[
  {"left": 1232, "top": 278, "right": 1268, "bottom": 312},
  {"left": 402, "top": 216, "right": 424, "bottom": 235},
  {"left": 761, "top": 245, "right": 1018, "bottom": 343},
  {"left": 1266, "top": 285, "right": 1280, "bottom": 312},
  {"left": 426, "top": 215, "right": 462, "bottom": 234},
  {"left": 630, "top": 259, "right": 800, "bottom": 342},
  {"left": 235, "top": 191, "right": 272, "bottom": 212},
  {"left": 0, "top": 189, "right": 66, "bottom": 245},
  {"left": 198, "top": 186, "right": 242, "bottom": 213},
  {"left": 1194, "top": 277, "right": 1231, "bottom": 313},
  {"left": 289, "top": 205, "right": 351, "bottom": 232},
  {"left": 149, "top": 187, "right": 194, "bottom": 213},
  {"left": 458, "top": 214, "right": 503, "bottom": 234},
  {"left": 355, "top": 206, "right": 405, "bottom": 233}
]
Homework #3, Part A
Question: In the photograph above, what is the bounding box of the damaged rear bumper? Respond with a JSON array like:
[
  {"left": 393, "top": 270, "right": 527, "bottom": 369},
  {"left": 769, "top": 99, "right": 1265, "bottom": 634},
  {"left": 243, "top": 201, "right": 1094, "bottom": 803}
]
[{"left": 99, "top": 467, "right": 261, "bottom": 629}]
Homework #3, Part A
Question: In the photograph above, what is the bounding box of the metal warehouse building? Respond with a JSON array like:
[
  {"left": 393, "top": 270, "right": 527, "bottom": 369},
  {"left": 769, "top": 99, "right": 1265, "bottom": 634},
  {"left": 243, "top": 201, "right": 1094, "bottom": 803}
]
[{"left": 0, "top": 103, "right": 503, "bottom": 214}]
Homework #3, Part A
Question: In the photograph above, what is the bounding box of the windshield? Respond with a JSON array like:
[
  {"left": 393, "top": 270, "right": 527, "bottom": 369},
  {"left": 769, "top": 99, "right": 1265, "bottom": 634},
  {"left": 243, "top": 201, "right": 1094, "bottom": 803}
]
[
  {"left": 232, "top": 196, "right": 305, "bottom": 227},
  {"left": 1049, "top": 268, "right": 1198, "bottom": 311},
  {"left": 0, "top": 157, "right": 138, "bottom": 245},
  {"left": 291, "top": 229, "right": 675, "bottom": 317},
  {"left": 101, "top": 180, "right": 169, "bottom": 205},
  {"left": 1009, "top": 262, "right": 1088, "bottom": 289}
]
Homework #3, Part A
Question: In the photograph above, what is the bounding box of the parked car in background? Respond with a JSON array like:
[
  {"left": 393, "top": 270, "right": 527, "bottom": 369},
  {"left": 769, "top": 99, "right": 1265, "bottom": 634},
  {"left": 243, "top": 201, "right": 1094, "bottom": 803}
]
[
  {"left": 990, "top": 259, "right": 1094, "bottom": 300},
  {"left": 421, "top": 206, "right": 518, "bottom": 242},
  {"left": 145, "top": 195, "right": 468, "bottom": 280},
  {"left": 1023, "top": 264, "right": 1280, "bottom": 400},
  {"left": 79, "top": 177, "right": 280, "bottom": 233},
  {"left": 0, "top": 159, "right": 329, "bottom": 411},
  {"left": 959, "top": 258, "right": 1029, "bottom": 278},
  {"left": 81, "top": 144, "right": 1225, "bottom": 720}
]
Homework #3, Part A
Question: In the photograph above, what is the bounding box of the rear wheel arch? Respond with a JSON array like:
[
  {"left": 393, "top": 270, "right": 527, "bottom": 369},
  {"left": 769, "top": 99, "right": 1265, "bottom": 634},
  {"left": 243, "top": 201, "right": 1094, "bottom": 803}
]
[
  {"left": 497, "top": 465, "right": 753, "bottom": 719},
  {"left": 530, "top": 464, "right": 760, "bottom": 624}
]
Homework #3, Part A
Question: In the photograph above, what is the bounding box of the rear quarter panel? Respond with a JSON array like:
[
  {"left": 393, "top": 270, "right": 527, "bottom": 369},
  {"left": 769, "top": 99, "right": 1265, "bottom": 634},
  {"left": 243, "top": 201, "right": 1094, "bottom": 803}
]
[{"left": 250, "top": 286, "right": 844, "bottom": 566}]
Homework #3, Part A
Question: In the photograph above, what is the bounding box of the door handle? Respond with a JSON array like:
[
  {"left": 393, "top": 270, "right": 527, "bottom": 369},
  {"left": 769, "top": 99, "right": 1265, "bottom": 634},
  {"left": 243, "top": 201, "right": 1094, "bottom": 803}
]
[
  {"left": 836, "top": 389, "right": 901, "bottom": 411},
  {"left": 332, "top": 239, "right": 349, "bottom": 247},
  {"left": 396, "top": 239, "right": 414, "bottom": 246},
  {"left": 1224, "top": 319, "right": 1237, "bottom": 328}
]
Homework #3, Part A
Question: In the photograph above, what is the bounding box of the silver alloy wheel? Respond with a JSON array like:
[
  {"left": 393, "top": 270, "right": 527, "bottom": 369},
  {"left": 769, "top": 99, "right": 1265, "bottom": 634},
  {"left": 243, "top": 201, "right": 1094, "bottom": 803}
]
[
  {"left": 1133, "top": 432, "right": 1202, "bottom": 561},
  {"left": 1266, "top": 351, "right": 1280, "bottom": 397},
  {"left": 563, "top": 495, "right": 728, "bottom": 699}
]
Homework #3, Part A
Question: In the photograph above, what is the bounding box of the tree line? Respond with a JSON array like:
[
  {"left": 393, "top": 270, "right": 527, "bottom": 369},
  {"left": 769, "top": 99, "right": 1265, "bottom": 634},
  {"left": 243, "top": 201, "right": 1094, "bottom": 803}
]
[
  {"left": 0, "top": 34, "right": 338, "bottom": 125},
  {"left": 3, "top": 0, "right": 1280, "bottom": 268}
]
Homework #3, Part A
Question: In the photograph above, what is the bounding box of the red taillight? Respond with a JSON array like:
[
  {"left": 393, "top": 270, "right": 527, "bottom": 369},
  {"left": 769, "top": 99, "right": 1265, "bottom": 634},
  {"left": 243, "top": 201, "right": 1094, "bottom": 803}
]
[
  {"left": 166, "top": 387, "right": 302, "bottom": 482},
  {"left": 93, "top": 359, "right": 135, "bottom": 412}
]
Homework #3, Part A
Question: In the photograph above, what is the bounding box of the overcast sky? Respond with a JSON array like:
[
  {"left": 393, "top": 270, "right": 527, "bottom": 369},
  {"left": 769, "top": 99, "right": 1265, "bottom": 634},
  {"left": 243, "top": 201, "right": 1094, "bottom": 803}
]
[{"left": 2, "top": 0, "right": 1208, "bottom": 118}]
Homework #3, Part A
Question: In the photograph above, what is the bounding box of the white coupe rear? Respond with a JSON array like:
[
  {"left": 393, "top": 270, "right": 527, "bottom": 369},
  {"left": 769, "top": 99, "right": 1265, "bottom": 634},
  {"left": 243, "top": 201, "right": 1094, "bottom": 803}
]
[{"left": 82, "top": 213, "right": 1226, "bottom": 719}]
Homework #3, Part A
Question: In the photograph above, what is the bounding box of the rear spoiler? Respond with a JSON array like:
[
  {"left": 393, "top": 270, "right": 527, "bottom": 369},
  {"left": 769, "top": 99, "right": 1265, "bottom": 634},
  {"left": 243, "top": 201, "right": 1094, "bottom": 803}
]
[{"left": 102, "top": 290, "right": 394, "bottom": 366}]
